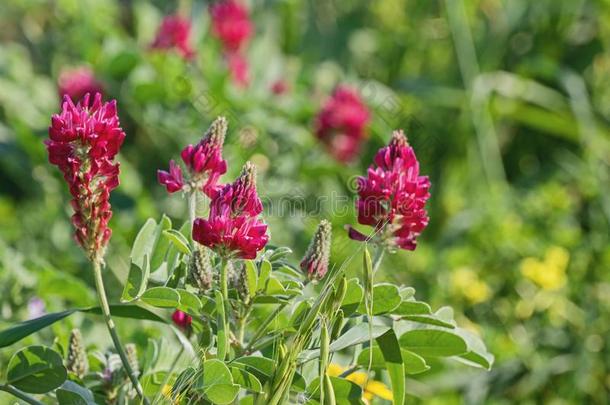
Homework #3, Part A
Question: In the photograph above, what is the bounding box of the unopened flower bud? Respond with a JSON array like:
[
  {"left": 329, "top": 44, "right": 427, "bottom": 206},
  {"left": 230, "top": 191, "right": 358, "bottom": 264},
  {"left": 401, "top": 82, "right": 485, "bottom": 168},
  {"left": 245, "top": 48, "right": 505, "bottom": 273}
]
[
  {"left": 66, "top": 328, "right": 88, "bottom": 378},
  {"left": 232, "top": 261, "right": 250, "bottom": 304},
  {"left": 125, "top": 343, "right": 139, "bottom": 377},
  {"left": 188, "top": 244, "right": 213, "bottom": 292},
  {"left": 300, "top": 220, "right": 332, "bottom": 281},
  {"left": 205, "top": 116, "right": 228, "bottom": 149},
  {"left": 172, "top": 309, "right": 193, "bottom": 330}
]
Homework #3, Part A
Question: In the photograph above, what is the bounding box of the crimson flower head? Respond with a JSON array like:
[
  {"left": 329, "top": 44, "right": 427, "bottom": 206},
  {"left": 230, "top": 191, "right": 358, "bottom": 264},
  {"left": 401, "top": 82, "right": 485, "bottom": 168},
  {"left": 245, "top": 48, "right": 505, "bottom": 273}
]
[
  {"left": 58, "top": 67, "right": 104, "bottom": 102},
  {"left": 314, "top": 85, "right": 370, "bottom": 163},
  {"left": 270, "top": 79, "right": 289, "bottom": 95},
  {"left": 347, "top": 130, "right": 430, "bottom": 251},
  {"left": 151, "top": 15, "right": 195, "bottom": 60},
  {"left": 172, "top": 310, "right": 192, "bottom": 330},
  {"left": 158, "top": 117, "right": 228, "bottom": 197},
  {"left": 209, "top": 0, "right": 253, "bottom": 52},
  {"left": 45, "top": 93, "right": 125, "bottom": 260},
  {"left": 193, "top": 161, "right": 269, "bottom": 259}
]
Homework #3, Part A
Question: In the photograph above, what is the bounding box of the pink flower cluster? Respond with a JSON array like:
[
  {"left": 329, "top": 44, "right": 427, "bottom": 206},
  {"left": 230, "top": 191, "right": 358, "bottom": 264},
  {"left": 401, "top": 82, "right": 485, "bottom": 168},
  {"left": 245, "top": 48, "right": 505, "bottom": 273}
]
[
  {"left": 58, "top": 67, "right": 104, "bottom": 102},
  {"left": 209, "top": 0, "right": 253, "bottom": 87},
  {"left": 315, "top": 86, "right": 370, "bottom": 163},
  {"left": 348, "top": 130, "right": 430, "bottom": 251},
  {"left": 158, "top": 117, "right": 228, "bottom": 197},
  {"left": 193, "top": 162, "right": 268, "bottom": 259},
  {"left": 151, "top": 14, "right": 195, "bottom": 60},
  {"left": 45, "top": 93, "right": 125, "bottom": 260}
]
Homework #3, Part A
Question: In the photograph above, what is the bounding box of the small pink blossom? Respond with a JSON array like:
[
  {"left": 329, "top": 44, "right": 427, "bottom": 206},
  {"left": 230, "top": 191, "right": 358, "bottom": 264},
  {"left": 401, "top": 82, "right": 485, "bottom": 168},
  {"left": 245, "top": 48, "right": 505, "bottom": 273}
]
[
  {"left": 151, "top": 15, "right": 195, "bottom": 60},
  {"left": 172, "top": 310, "right": 192, "bottom": 329},
  {"left": 157, "top": 117, "right": 228, "bottom": 196}
]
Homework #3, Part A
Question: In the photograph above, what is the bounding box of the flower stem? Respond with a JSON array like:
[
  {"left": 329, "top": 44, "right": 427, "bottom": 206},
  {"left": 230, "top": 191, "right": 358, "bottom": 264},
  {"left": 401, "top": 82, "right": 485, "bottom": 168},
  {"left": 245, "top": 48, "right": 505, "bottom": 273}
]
[
  {"left": 0, "top": 384, "right": 44, "bottom": 405},
  {"left": 92, "top": 258, "right": 149, "bottom": 405},
  {"left": 187, "top": 191, "right": 197, "bottom": 245},
  {"left": 219, "top": 257, "right": 231, "bottom": 360}
]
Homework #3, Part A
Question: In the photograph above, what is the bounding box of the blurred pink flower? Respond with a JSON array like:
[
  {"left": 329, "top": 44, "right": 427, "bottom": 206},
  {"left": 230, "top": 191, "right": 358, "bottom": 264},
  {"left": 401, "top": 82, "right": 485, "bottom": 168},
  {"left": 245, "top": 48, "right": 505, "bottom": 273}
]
[
  {"left": 193, "top": 162, "right": 268, "bottom": 259},
  {"left": 270, "top": 79, "right": 289, "bottom": 95},
  {"left": 226, "top": 51, "right": 250, "bottom": 88},
  {"left": 314, "top": 85, "right": 370, "bottom": 163},
  {"left": 45, "top": 93, "right": 125, "bottom": 260},
  {"left": 58, "top": 67, "right": 104, "bottom": 102},
  {"left": 151, "top": 14, "right": 195, "bottom": 60},
  {"left": 348, "top": 130, "right": 430, "bottom": 251},
  {"left": 209, "top": 0, "right": 253, "bottom": 52}
]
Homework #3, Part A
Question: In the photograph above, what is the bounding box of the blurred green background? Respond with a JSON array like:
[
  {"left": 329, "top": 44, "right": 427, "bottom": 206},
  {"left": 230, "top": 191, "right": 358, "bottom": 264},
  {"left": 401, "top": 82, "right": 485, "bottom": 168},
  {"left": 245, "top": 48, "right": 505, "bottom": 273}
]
[{"left": 1, "top": 0, "right": 609, "bottom": 403}]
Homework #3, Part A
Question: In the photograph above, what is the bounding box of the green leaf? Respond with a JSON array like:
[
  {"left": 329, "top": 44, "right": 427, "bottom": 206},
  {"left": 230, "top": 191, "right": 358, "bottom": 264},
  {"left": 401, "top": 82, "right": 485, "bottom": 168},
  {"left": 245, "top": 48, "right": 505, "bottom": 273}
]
[
  {"left": 265, "top": 277, "right": 285, "bottom": 295},
  {"left": 299, "top": 324, "right": 391, "bottom": 362},
  {"left": 244, "top": 261, "right": 258, "bottom": 299},
  {"left": 0, "top": 306, "right": 167, "bottom": 348},
  {"left": 215, "top": 291, "right": 228, "bottom": 361},
  {"left": 56, "top": 381, "right": 96, "bottom": 405},
  {"left": 85, "top": 304, "right": 167, "bottom": 323},
  {"left": 141, "top": 371, "right": 171, "bottom": 397},
  {"left": 231, "top": 367, "right": 263, "bottom": 393},
  {"left": 376, "top": 329, "right": 405, "bottom": 405},
  {"left": 452, "top": 328, "right": 494, "bottom": 370},
  {"left": 257, "top": 260, "right": 272, "bottom": 291},
  {"left": 356, "top": 346, "right": 386, "bottom": 369},
  {"left": 402, "top": 314, "right": 455, "bottom": 329},
  {"left": 6, "top": 345, "right": 67, "bottom": 394},
  {"left": 0, "top": 310, "right": 75, "bottom": 348},
  {"left": 176, "top": 289, "right": 202, "bottom": 314},
  {"left": 200, "top": 359, "right": 233, "bottom": 387},
  {"left": 358, "top": 283, "right": 401, "bottom": 315},
  {"left": 150, "top": 215, "right": 173, "bottom": 271},
  {"left": 163, "top": 229, "right": 191, "bottom": 255},
  {"left": 121, "top": 257, "right": 150, "bottom": 303},
  {"left": 131, "top": 218, "right": 157, "bottom": 269},
  {"left": 232, "top": 356, "right": 275, "bottom": 383},
  {"left": 393, "top": 301, "right": 432, "bottom": 316},
  {"left": 399, "top": 329, "right": 468, "bottom": 357},
  {"left": 204, "top": 384, "right": 240, "bottom": 404},
  {"left": 306, "top": 376, "right": 363, "bottom": 404},
  {"left": 141, "top": 287, "right": 181, "bottom": 308},
  {"left": 402, "top": 350, "right": 430, "bottom": 375},
  {"left": 340, "top": 278, "right": 363, "bottom": 317}
]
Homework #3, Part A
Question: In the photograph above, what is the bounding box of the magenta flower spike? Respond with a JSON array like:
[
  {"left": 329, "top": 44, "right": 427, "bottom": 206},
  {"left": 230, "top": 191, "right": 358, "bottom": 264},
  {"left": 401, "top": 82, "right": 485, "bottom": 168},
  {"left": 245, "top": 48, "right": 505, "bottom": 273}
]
[
  {"left": 45, "top": 93, "right": 125, "bottom": 260},
  {"left": 192, "top": 162, "right": 269, "bottom": 259},
  {"left": 348, "top": 130, "right": 430, "bottom": 251}
]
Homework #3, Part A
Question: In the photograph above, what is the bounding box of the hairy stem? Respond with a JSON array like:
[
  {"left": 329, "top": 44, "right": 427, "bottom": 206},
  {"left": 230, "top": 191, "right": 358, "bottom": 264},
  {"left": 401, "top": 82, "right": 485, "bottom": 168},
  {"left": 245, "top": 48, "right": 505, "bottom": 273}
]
[
  {"left": 92, "top": 258, "right": 149, "bottom": 404},
  {"left": 0, "top": 384, "right": 44, "bottom": 405}
]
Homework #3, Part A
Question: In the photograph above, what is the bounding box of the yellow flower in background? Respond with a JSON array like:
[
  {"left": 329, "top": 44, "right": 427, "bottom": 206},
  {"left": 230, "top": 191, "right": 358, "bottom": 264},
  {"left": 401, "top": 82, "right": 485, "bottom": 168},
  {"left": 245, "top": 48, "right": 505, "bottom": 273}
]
[
  {"left": 451, "top": 267, "right": 491, "bottom": 304},
  {"left": 520, "top": 246, "right": 569, "bottom": 290},
  {"left": 327, "top": 364, "right": 393, "bottom": 403}
]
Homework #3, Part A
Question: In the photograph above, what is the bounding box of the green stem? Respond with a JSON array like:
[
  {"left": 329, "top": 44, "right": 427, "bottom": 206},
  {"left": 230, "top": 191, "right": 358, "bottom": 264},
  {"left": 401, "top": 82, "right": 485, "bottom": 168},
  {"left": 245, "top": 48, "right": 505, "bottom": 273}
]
[
  {"left": 219, "top": 257, "right": 231, "bottom": 360},
  {"left": 187, "top": 191, "right": 197, "bottom": 247},
  {"left": 92, "top": 259, "right": 149, "bottom": 405},
  {"left": 372, "top": 244, "right": 385, "bottom": 274},
  {"left": 0, "top": 384, "right": 44, "bottom": 405},
  {"left": 244, "top": 303, "right": 287, "bottom": 353}
]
